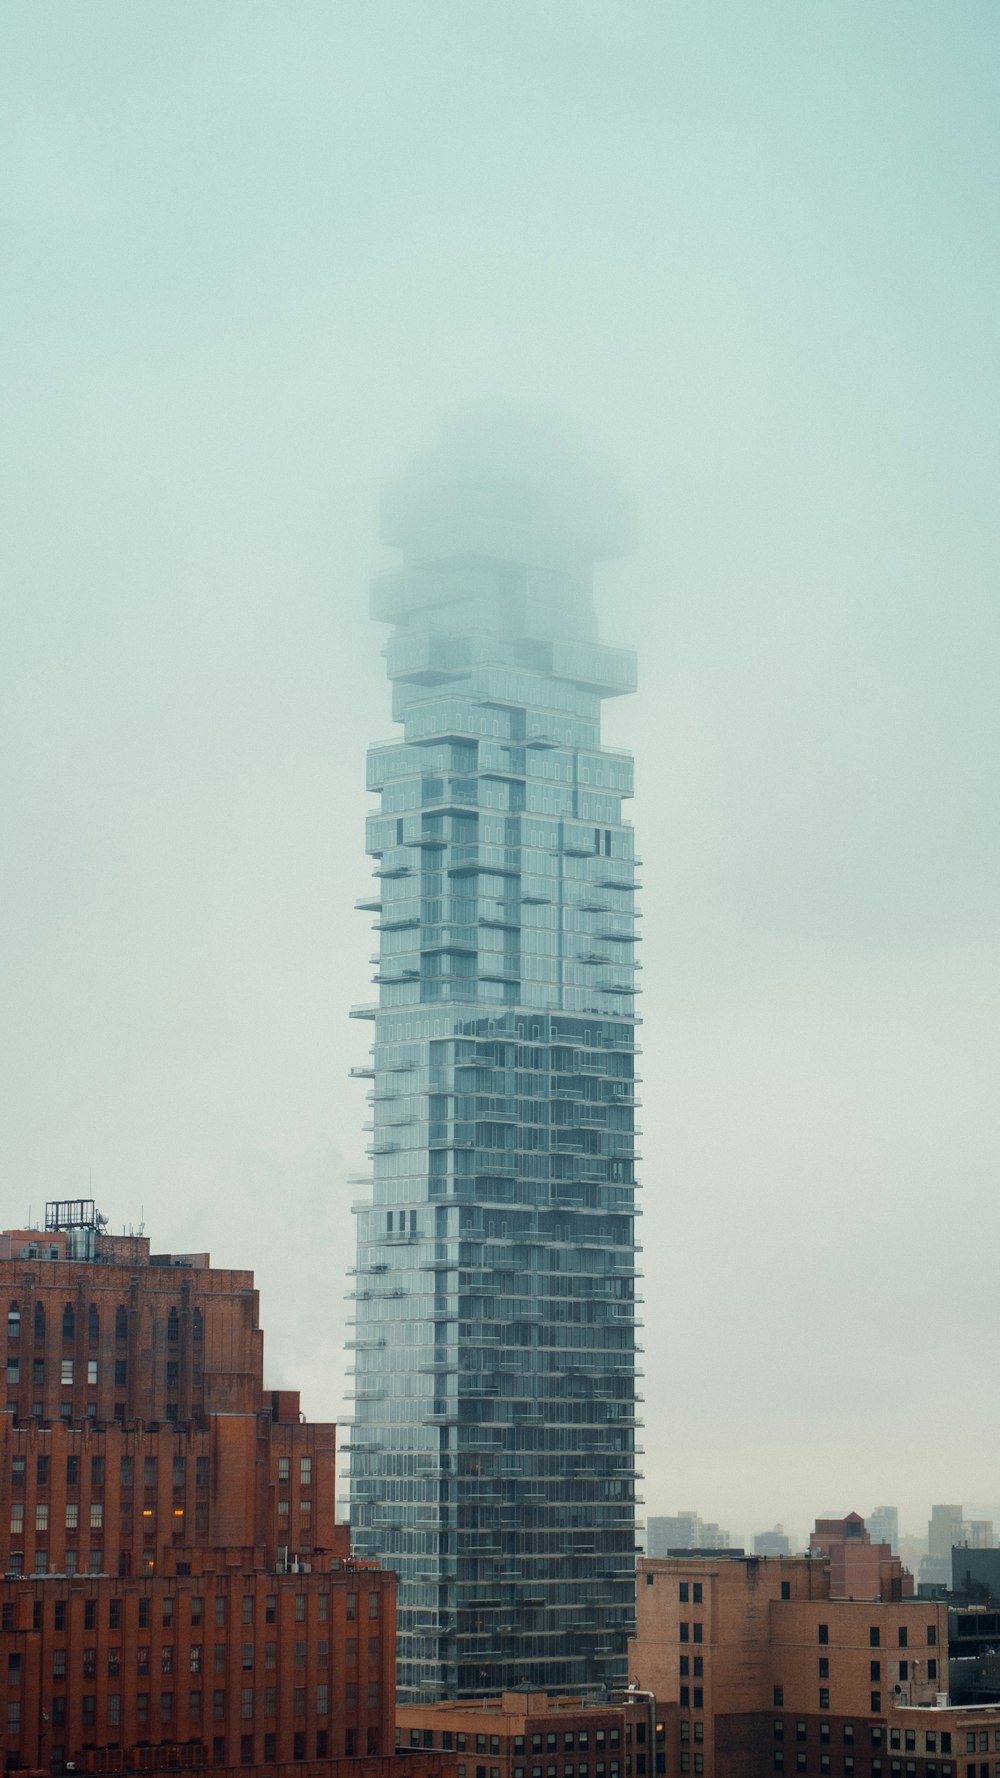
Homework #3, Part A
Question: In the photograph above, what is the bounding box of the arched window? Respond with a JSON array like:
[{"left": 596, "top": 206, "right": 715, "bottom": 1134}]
[
  {"left": 166, "top": 1308, "right": 179, "bottom": 1344},
  {"left": 7, "top": 1303, "right": 20, "bottom": 1341},
  {"left": 115, "top": 1306, "right": 128, "bottom": 1342},
  {"left": 88, "top": 1304, "right": 99, "bottom": 1343},
  {"left": 34, "top": 1303, "right": 45, "bottom": 1340},
  {"left": 192, "top": 1308, "right": 203, "bottom": 1345},
  {"left": 61, "top": 1304, "right": 74, "bottom": 1340}
]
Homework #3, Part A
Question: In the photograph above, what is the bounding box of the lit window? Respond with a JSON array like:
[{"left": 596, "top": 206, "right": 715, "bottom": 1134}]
[{"left": 61, "top": 1360, "right": 73, "bottom": 1386}]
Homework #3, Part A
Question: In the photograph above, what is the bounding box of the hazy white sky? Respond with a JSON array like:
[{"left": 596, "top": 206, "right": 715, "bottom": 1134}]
[{"left": 2, "top": 2, "right": 998, "bottom": 1544}]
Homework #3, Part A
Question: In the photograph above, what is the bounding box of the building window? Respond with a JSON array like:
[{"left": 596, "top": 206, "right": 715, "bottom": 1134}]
[
  {"left": 870, "top": 1627, "right": 881, "bottom": 1647},
  {"left": 898, "top": 1627, "right": 908, "bottom": 1648},
  {"left": 241, "top": 1687, "right": 254, "bottom": 1719},
  {"left": 781, "top": 1582, "right": 791, "bottom": 1599},
  {"left": 301, "top": 1456, "right": 312, "bottom": 1485},
  {"left": 819, "top": 1658, "right": 829, "bottom": 1679},
  {"left": 927, "top": 1625, "right": 937, "bottom": 1646},
  {"left": 61, "top": 1360, "right": 73, "bottom": 1385},
  {"left": 870, "top": 1693, "right": 880, "bottom": 1713},
  {"left": 818, "top": 1623, "right": 829, "bottom": 1645},
  {"left": 679, "top": 1623, "right": 689, "bottom": 1643},
  {"left": 62, "top": 1305, "right": 74, "bottom": 1339},
  {"left": 278, "top": 1456, "right": 290, "bottom": 1482},
  {"left": 819, "top": 1690, "right": 830, "bottom": 1710},
  {"left": 679, "top": 1584, "right": 689, "bottom": 1602}
]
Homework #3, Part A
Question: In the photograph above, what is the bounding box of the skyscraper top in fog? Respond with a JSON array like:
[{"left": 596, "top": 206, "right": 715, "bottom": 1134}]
[
  {"left": 380, "top": 407, "right": 634, "bottom": 573},
  {"left": 348, "top": 411, "right": 640, "bottom": 1701}
]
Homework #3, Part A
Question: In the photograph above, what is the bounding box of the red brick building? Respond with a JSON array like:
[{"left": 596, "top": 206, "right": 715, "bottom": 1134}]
[
  {"left": 395, "top": 1691, "right": 656, "bottom": 1778},
  {"left": 0, "top": 1202, "right": 395, "bottom": 1777},
  {"left": 807, "top": 1516, "right": 914, "bottom": 1604},
  {"left": 630, "top": 1554, "right": 949, "bottom": 1777}
]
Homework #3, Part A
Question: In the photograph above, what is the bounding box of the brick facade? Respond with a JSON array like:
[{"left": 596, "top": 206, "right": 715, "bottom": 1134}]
[
  {"left": 0, "top": 1211, "right": 395, "bottom": 1776},
  {"left": 629, "top": 1556, "right": 950, "bottom": 1778},
  {"left": 395, "top": 1693, "right": 655, "bottom": 1778}
]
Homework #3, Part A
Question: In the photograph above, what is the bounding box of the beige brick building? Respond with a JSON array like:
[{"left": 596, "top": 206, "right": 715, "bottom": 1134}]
[{"left": 629, "top": 1554, "right": 950, "bottom": 1777}]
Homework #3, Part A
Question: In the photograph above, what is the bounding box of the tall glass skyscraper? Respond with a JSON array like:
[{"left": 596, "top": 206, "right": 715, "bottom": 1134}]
[{"left": 348, "top": 416, "right": 639, "bottom": 1702}]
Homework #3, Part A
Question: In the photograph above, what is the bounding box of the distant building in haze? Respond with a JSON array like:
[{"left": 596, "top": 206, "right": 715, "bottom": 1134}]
[
  {"left": 868, "top": 1505, "right": 899, "bottom": 1554},
  {"left": 647, "top": 1514, "right": 732, "bottom": 1557},
  {"left": 753, "top": 1525, "right": 791, "bottom": 1557},
  {"left": 921, "top": 1505, "right": 965, "bottom": 1589}
]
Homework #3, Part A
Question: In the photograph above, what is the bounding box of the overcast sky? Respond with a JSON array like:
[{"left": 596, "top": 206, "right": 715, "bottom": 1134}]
[{"left": 2, "top": 2, "right": 998, "bottom": 1546}]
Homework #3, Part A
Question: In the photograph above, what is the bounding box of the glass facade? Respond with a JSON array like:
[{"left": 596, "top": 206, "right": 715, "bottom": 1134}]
[{"left": 348, "top": 437, "right": 639, "bottom": 1701}]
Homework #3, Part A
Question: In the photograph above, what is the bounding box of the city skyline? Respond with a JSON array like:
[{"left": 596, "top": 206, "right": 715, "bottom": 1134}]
[{"left": 3, "top": 3, "right": 998, "bottom": 1536}]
